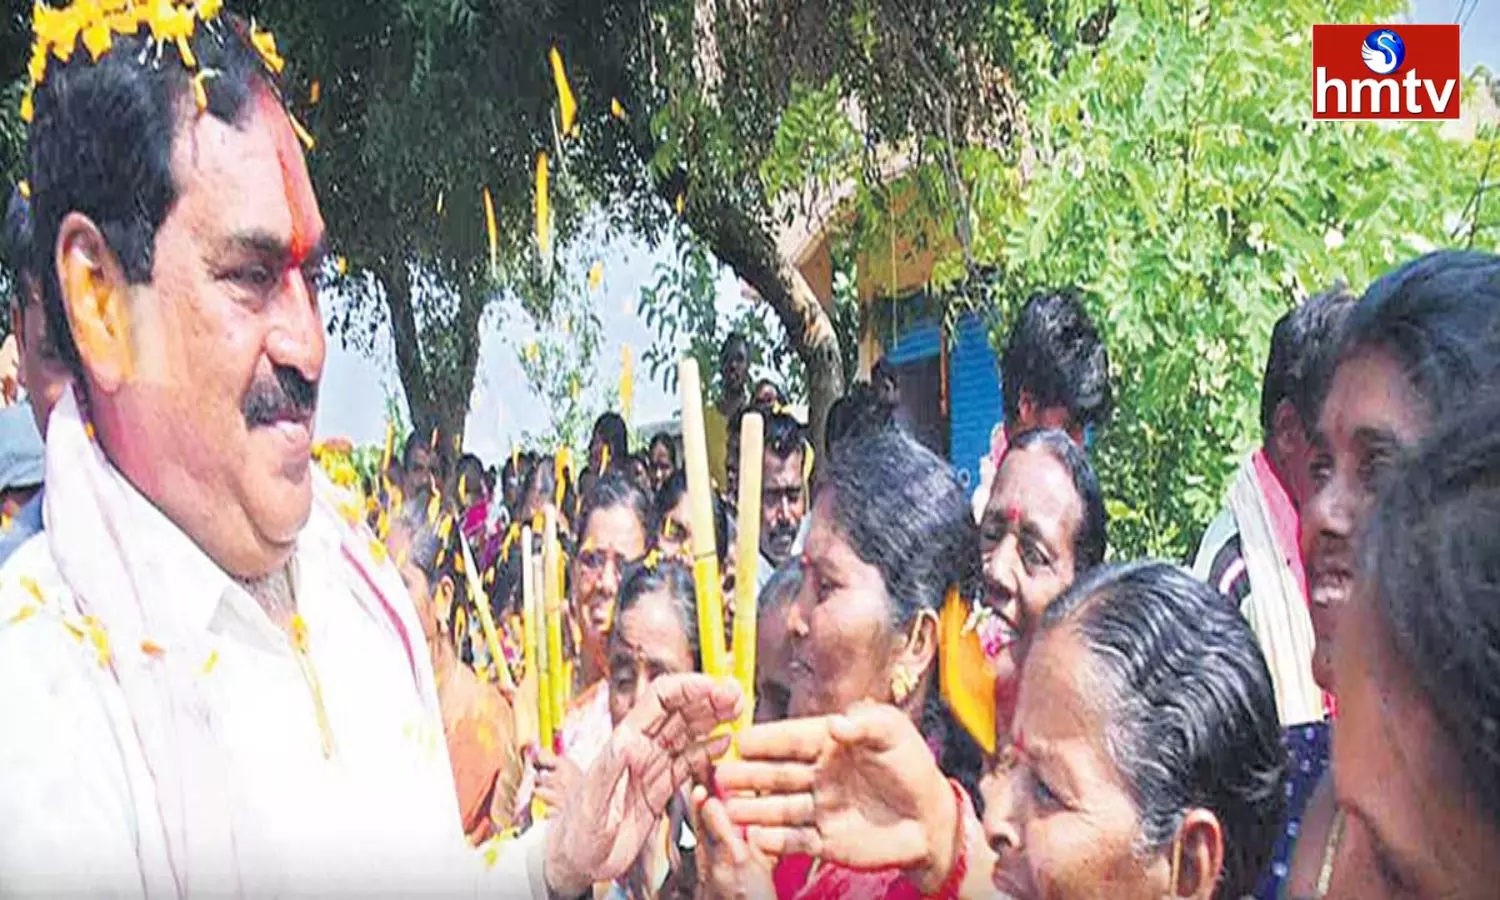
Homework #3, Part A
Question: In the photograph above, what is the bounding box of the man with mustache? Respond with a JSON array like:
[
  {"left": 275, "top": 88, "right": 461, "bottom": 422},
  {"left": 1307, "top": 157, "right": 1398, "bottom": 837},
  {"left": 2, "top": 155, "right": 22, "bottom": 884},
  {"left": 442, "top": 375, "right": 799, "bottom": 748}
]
[
  {"left": 0, "top": 3, "right": 742, "bottom": 895},
  {"left": 756, "top": 410, "right": 809, "bottom": 592}
]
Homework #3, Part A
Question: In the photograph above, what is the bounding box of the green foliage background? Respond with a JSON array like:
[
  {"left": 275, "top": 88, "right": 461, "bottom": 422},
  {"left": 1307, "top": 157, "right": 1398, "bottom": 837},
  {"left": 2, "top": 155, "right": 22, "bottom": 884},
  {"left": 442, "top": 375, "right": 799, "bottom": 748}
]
[{"left": 947, "top": 0, "right": 1498, "bottom": 560}]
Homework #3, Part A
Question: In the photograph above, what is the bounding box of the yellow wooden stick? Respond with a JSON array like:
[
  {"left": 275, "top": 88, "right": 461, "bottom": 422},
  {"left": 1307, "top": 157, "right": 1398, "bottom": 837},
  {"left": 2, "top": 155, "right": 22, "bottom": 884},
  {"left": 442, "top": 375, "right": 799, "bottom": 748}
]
[
  {"left": 678, "top": 359, "right": 729, "bottom": 680},
  {"left": 732, "top": 412, "right": 764, "bottom": 730},
  {"left": 461, "top": 531, "right": 515, "bottom": 694},
  {"left": 543, "top": 506, "right": 566, "bottom": 752}
]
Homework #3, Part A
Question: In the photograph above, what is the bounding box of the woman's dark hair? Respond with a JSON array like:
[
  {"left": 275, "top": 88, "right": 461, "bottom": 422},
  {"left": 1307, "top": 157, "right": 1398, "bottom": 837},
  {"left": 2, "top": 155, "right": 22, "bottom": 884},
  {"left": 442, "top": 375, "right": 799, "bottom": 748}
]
[
  {"left": 1008, "top": 428, "right": 1108, "bottom": 569},
  {"left": 1039, "top": 562, "right": 1285, "bottom": 899},
  {"left": 822, "top": 427, "right": 985, "bottom": 803},
  {"left": 611, "top": 558, "right": 701, "bottom": 664},
  {"left": 648, "top": 432, "right": 678, "bottom": 466},
  {"left": 395, "top": 498, "right": 461, "bottom": 589},
  {"left": 27, "top": 14, "right": 276, "bottom": 383},
  {"left": 652, "top": 470, "right": 733, "bottom": 564},
  {"left": 591, "top": 412, "right": 630, "bottom": 470},
  {"left": 577, "top": 472, "right": 652, "bottom": 540},
  {"left": 455, "top": 453, "right": 487, "bottom": 505},
  {"left": 390, "top": 495, "right": 471, "bottom": 656},
  {"left": 1364, "top": 385, "right": 1500, "bottom": 827},
  {"left": 1321, "top": 250, "right": 1500, "bottom": 424},
  {"left": 520, "top": 454, "right": 576, "bottom": 524}
]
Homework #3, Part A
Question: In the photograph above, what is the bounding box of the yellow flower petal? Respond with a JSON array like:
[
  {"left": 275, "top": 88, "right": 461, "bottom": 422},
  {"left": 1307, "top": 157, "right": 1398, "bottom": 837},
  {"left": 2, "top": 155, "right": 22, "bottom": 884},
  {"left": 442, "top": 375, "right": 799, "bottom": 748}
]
[
  {"left": 368, "top": 538, "right": 387, "bottom": 565},
  {"left": 20, "top": 91, "right": 34, "bottom": 124},
  {"left": 610, "top": 97, "right": 626, "bottom": 120},
  {"left": 250, "top": 22, "right": 285, "bottom": 74},
  {"left": 483, "top": 185, "right": 498, "bottom": 275},
  {"left": 587, "top": 261, "right": 603, "bottom": 293},
  {"left": 83, "top": 22, "right": 113, "bottom": 62},
  {"left": 309, "top": 79, "right": 321, "bottom": 105},
  {"left": 202, "top": 649, "right": 220, "bottom": 675},
  {"left": 9, "top": 605, "right": 37, "bottom": 625},
  {"left": 20, "top": 576, "right": 44, "bottom": 605},
  {"left": 16, "top": 181, "right": 29, "bottom": 200},
  {"left": 549, "top": 46, "right": 578, "bottom": 137},
  {"left": 288, "top": 111, "right": 315, "bottom": 152},
  {"left": 290, "top": 614, "right": 310, "bottom": 653},
  {"left": 192, "top": 70, "right": 210, "bottom": 112},
  {"left": 83, "top": 616, "right": 111, "bottom": 667},
  {"left": 175, "top": 35, "right": 197, "bottom": 70}
]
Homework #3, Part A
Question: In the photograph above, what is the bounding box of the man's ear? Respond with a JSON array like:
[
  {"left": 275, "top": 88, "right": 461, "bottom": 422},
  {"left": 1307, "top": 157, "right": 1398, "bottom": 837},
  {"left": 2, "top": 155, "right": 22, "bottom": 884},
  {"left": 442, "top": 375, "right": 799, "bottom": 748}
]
[
  {"left": 1015, "top": 388, "right": 1037, "bottom": 432},
  {"left": 56, "top": 212, "right": 133, "bottom": 392}
]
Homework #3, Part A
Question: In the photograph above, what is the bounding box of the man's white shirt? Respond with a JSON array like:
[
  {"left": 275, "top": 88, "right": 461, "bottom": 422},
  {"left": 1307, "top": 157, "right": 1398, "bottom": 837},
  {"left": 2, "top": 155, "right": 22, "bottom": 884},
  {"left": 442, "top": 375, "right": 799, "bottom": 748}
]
[{"left": 0, "top": 391, "right": 543, "bottom": 897}]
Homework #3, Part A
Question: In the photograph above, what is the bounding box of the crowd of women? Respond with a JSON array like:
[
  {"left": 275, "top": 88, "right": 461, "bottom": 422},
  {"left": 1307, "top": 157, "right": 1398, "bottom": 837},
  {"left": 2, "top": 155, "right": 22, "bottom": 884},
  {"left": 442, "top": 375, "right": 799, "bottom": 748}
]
[{"left": 336, "top": 248, "right": 1500, "bottom": 899}]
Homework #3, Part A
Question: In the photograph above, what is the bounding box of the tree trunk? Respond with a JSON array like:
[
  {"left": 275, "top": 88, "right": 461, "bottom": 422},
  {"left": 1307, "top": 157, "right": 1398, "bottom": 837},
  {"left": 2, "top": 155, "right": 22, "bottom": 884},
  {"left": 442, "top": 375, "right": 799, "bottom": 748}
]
[
  {"left": 379, "top": 256, "right": 437, "bottom": 437},
  {"left": 693, "top": 200, "right": 846, "bottom": 458}
]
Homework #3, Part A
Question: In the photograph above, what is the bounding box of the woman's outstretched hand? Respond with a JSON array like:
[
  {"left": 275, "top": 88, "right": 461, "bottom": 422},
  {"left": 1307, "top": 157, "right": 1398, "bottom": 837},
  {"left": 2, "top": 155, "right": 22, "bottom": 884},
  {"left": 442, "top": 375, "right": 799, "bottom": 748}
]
[
  {"left": 714, "top": 703, "right": 961, "bottom": 893},
  {"left": 543, "top": 674, "right": 743, "bottom": 897},
  {"left": 690, "top": 784, "right": 777, "bottom": 900}
]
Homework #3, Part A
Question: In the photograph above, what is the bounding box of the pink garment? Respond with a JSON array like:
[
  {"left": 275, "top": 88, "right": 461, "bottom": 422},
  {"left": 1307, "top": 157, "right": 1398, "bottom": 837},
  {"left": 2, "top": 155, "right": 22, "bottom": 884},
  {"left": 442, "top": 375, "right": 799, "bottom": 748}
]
[{"left": 1249, "top": 449, "right": 1307, "bottom": 599}]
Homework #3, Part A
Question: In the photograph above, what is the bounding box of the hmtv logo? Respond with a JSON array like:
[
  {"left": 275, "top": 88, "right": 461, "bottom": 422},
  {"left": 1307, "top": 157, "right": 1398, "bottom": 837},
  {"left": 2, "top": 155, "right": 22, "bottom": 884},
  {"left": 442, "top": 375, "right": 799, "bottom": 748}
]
[{"left": 1313, "top": 24, "right": 1461, "bottom": 120}]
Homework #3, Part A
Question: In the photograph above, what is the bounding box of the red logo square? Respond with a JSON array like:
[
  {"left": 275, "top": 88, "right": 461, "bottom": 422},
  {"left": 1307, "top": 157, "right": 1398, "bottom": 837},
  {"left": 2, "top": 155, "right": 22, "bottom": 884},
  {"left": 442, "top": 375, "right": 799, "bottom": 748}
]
[{"left": 1312, "top": 24, "right": 1461, "bottom": 121}]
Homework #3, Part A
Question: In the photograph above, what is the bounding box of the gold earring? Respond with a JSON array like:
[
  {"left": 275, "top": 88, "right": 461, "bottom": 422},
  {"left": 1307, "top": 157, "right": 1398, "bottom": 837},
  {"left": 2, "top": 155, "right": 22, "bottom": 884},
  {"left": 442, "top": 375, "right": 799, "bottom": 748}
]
[{"left": 891, "top": 666, "right": 916, "bottom": 704}]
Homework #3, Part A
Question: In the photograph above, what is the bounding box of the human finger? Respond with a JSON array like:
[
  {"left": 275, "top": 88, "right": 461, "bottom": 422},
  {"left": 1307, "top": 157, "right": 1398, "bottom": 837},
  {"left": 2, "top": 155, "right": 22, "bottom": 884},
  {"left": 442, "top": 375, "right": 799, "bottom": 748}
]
[
  {"left": 827, "top": 702, "right": 907, "bottom": 752},
  {"left": 745, "top": 825, "right": 822, "bottom": 859},
  {"left": 715, "top": 759, "right": 817, "bottom": 795},
  {"left": 722, "top": 792, "right": 816, "bottom": 828},
  {"left": 698, "top": 794, "right": 751, "bottom": 866},
  {"left": 636, "top": 674, "right": 743, "bottom": 744},
  {"left": 734, "top": 717, "right": 833, "bottom": 764}
]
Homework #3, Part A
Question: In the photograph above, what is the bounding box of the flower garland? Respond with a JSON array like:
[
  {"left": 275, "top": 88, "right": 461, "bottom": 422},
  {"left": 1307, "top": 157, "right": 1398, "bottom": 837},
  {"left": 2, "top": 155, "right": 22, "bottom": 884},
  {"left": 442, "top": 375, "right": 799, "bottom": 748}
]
[{"left": 22, "top": 0, "right": 297, "bottom": 144}]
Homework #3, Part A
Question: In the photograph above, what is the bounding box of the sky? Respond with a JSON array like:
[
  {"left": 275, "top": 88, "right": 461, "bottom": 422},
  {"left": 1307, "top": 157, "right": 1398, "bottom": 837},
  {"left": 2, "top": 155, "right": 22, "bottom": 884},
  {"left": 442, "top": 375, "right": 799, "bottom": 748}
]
[
  {"left": 313, "top": 232, "right": 746, "bottom": 462},
  {"left": 315, "top": 0, "right": 1499, "bottom": 462}
]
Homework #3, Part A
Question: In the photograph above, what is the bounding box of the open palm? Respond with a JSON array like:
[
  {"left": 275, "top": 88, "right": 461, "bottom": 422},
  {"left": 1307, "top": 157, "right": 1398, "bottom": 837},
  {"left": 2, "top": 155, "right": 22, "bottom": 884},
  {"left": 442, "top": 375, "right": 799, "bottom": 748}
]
[
  {"left": 545, "top": 675, "right": 742, "bottom": 894},
  {"left": 718, "top": 703, "right": 952, "bottom": 871}
]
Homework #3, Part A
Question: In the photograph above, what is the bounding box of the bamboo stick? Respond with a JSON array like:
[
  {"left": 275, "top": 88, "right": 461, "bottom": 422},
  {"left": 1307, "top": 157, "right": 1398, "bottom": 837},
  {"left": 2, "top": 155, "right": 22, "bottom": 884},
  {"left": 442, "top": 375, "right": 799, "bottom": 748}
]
[
  {"left": 461, "top": 531, "right": 515, "bottom": 694},
  {"left": 679, "top": 359, "right": 729, "bottom": 680},
  {"left": 543, "top": 506, "right": 566, "bottom": 754},
  {"left": 522, "top": 527, "right": 548, "bottom": 749},
  {"left": 731, "top": 412, "right": 764, "bottom": 730}
]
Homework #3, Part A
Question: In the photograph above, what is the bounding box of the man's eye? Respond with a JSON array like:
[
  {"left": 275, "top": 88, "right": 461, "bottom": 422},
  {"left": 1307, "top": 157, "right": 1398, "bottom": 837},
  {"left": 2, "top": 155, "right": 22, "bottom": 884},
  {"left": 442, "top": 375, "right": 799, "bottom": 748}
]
[{"left": 232, "top": 265, "right": 277, "bottom": 290}]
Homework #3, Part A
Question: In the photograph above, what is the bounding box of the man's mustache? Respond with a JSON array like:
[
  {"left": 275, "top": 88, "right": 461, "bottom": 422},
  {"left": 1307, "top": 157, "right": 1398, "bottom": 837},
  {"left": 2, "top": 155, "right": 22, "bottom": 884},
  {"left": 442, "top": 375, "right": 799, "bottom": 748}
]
[
  {"left": 767, "top": 521, "right": 799, "bottom": 545},
  {"left": 243, "top": 365, "right": 318, "bottom": 428}
]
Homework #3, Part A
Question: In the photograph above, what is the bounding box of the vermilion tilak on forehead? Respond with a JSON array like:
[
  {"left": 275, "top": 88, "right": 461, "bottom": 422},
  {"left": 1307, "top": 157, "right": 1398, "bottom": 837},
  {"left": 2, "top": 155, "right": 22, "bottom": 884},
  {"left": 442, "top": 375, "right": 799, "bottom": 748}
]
[
  {"left": 1005, "top": 505, "right": 1022, "bottom": 525},
  {"left": 258, "top": 90, "right": 320, "bottom": 264}
]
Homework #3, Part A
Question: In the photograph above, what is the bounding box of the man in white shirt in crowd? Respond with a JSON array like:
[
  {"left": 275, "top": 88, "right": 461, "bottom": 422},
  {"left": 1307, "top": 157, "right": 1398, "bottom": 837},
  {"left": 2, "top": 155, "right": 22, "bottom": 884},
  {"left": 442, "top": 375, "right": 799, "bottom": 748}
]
[{"left": 0, "top": 4, "right": 740, "bottom": 897}]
